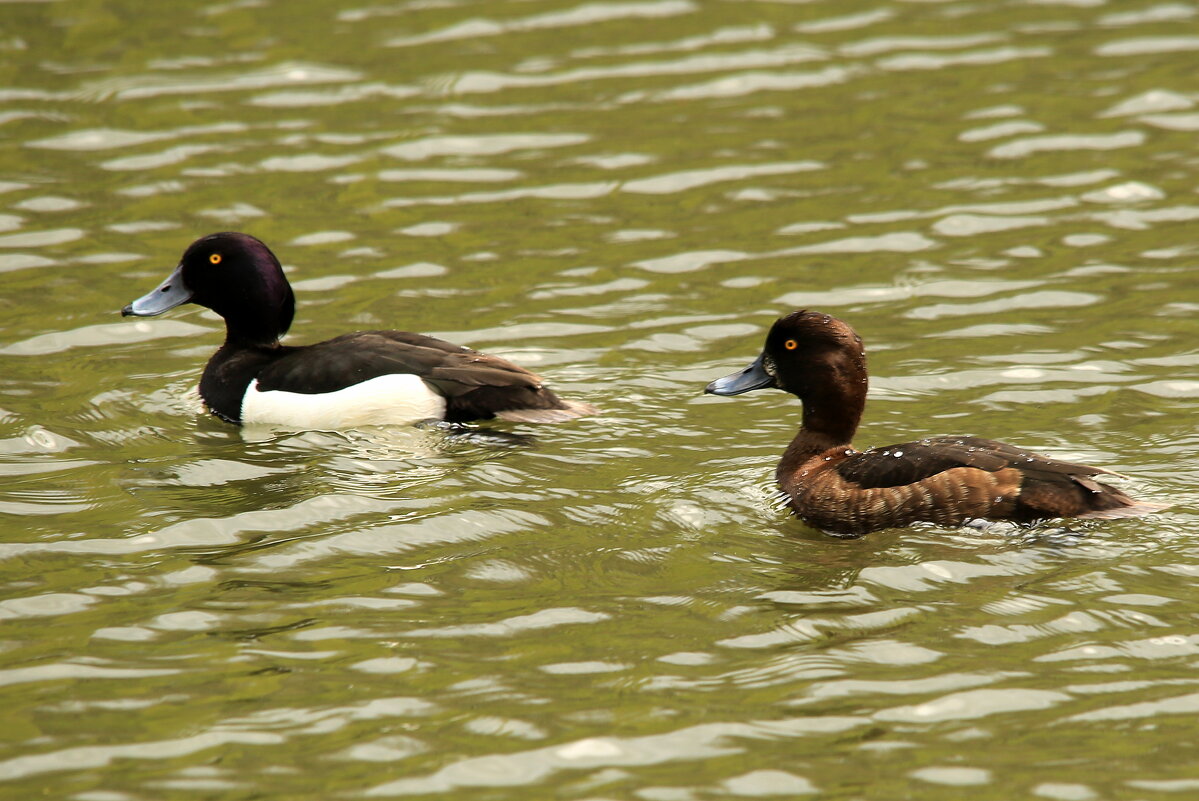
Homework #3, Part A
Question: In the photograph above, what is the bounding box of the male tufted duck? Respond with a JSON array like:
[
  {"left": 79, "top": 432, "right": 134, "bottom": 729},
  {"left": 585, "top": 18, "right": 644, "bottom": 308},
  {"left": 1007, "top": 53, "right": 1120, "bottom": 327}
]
[
  {"left": 122, "top": 232, "right": 597, "bottom": 429},
  {"left": 706, "top": 310, "right": 1165, "bottom": 537}
]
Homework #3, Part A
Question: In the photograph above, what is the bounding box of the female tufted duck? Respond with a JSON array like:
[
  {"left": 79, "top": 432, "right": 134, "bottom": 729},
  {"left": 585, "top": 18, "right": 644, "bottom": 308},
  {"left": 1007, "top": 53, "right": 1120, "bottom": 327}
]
[
  {"left": 122, "top": 232, "right": 597, "bottom": 429},
  {"left": 706, "top": 310, "right": 1165, "bottom": 537}
]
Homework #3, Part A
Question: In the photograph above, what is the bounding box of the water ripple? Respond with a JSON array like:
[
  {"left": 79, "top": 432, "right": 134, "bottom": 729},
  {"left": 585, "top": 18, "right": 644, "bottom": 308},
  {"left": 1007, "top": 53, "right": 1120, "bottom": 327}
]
[
  {"left": 384, "top": 1, "right": 698, "bottom": 48},
  {"left": 3, "top": 0, "right": 1199, "bottom": 798}
]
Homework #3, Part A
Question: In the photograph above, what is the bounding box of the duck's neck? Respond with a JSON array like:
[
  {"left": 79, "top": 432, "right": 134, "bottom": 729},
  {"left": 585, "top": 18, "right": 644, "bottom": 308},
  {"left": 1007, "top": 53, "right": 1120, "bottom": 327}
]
[
  {"left": 219, "top": 307, "right": 285, "bottom": 349},
  {"left": 212, "top": 276, "right": 294, "bottom": 349},
  {"left": 224, "top": 326, "right": 281, "bottom": 349},
  {"left": 779, "top": 370, "right": 866, "bottom": 474}
]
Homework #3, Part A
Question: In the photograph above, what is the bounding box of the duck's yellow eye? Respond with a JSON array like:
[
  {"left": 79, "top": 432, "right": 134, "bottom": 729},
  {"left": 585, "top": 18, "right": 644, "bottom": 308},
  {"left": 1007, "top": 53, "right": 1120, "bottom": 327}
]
[
  {"left": 209, "top": 253, "right": 222, "bottom": 265},
  {"left": 784, "top": 339, "right": 798, "bottom": 350}
]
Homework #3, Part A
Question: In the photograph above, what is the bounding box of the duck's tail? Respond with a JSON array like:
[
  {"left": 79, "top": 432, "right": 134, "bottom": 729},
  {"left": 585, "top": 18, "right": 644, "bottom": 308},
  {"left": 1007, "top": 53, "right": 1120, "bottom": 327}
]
[
  {"left": 495, "top": 399, "right": 598, "bottom": 423},
  {"left": 1076, "top": 500, "right": 1170, "bottom": 520}
]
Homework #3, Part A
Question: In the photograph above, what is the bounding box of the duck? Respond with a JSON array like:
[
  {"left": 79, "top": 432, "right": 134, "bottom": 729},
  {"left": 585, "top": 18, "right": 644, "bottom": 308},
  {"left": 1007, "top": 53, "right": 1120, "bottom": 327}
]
[
  {"left": 705, "top": 310, "right": 1165, "bottom": 537},
  {"left": 121, "top": 232, "right": 597, "bottom": 429}
]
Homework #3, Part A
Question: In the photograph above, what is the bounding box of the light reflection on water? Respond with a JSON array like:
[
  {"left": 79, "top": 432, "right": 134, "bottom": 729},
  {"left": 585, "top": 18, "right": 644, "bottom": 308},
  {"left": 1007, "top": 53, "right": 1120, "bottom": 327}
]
[{"left": 1, "top": 0, "right": 1198, "bottom": 798}]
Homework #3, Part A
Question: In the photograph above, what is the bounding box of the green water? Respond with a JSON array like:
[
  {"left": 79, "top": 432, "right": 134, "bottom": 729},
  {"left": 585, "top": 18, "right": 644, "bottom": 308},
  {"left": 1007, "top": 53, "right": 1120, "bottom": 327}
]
[{"left": 2, "top": 1, "right": 1198, "bottom": 798}]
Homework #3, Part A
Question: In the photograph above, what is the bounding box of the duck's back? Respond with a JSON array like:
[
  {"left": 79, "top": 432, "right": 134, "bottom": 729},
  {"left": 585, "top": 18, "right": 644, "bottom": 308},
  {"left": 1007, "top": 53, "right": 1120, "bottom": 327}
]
[
  {"left": 207, "top": 330, "right": 595, "bottom": 426},
  {"left": 782, "top": 435, "right": 1163, "bottom": 536}
]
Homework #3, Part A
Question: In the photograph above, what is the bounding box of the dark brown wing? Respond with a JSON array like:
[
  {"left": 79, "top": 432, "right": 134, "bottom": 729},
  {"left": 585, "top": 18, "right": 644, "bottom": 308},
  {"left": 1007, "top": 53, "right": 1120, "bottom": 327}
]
[
  {"left": 254, "top": 330, "right": 594, "bottom": 423},
  {"left": 822, "top": 435, "right": 1155, "bottom": 529},
  {"left": 253, "top": 331, "right": 540, "bottom": 395},
  {"left": 835, "top": 435, "right": 1116, "bottom": 489}
]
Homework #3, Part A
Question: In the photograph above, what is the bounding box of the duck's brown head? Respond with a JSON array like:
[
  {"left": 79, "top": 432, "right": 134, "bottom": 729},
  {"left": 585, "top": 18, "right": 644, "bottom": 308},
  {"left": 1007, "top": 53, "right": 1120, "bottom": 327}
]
[
  {"left": 706, "top": 310, "right": 868, "bottom": 444},
  {"left": 706, "top": 310, "right": 866, "bottom": 399}
]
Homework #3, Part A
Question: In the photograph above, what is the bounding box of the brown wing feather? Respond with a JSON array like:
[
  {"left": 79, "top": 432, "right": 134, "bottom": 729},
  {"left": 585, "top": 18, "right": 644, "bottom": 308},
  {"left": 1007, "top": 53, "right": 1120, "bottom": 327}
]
[
  {"left": 801, "top": 436, "right": 1155, "bottom": 535},
  {"left": 795, "top": 459, "right": 1022, "bottom": 537},
  {"left": 835, "top": 436, "right": 1116, "bottom": 489}
]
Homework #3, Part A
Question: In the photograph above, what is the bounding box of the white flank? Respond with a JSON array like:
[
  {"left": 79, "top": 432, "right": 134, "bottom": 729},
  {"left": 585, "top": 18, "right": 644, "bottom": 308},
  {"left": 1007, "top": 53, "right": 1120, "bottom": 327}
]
[{"left": 240, "top": 374, "right": 447, "bottom": 429}]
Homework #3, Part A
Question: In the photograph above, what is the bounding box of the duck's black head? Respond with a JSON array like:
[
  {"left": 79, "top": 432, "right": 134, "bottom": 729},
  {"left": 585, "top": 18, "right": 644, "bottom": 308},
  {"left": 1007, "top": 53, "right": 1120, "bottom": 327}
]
[
  {"left": 122, "top": 232, "right": 295, "bottom": 345},
  {"left": 706, "top": 310, "right": 868, "bottom": 440}
]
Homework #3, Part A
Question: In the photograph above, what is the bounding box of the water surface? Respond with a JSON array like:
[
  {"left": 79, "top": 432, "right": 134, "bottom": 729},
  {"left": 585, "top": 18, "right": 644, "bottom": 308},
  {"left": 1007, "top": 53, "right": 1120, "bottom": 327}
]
[{"left": 2, "top": 0, "right": 1198, "bottom": 798}]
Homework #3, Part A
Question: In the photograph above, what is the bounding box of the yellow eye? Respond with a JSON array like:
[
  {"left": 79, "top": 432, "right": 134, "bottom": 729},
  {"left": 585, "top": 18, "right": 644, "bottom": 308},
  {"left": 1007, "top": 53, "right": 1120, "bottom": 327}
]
[
  {"left": 209, "top": 253, "right": 222, "bottom": 264},
  {"left": 784, "top": 339, "right": 798, "bottom": 350}
]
